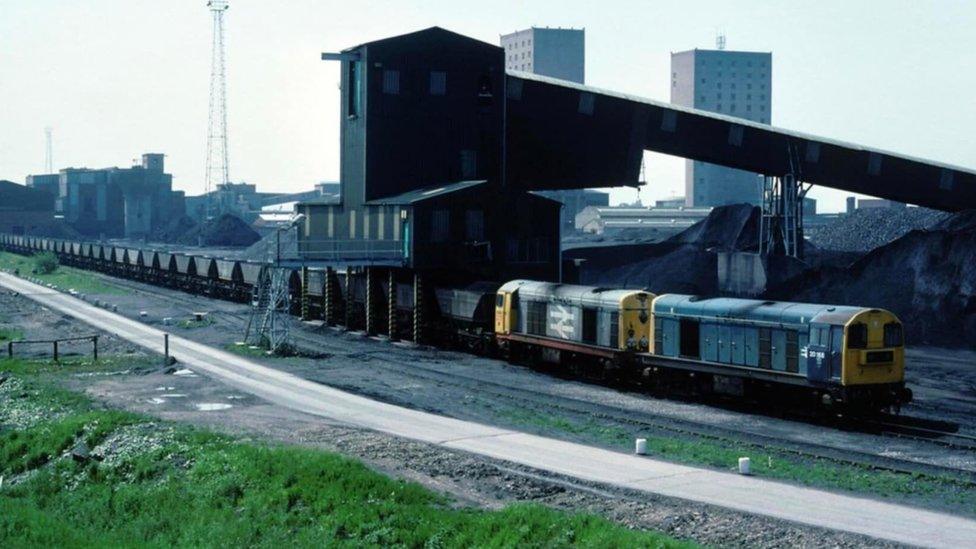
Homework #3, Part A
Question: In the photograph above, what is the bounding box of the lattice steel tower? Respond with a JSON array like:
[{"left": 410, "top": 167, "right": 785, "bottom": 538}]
[{"left": 205, "top": 0, "right": 230, "bottom": 220}]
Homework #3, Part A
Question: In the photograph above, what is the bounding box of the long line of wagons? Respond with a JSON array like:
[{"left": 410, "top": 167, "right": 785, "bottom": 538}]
[{"left": 0, "top": 233, "right": 912, "bottom": 412}]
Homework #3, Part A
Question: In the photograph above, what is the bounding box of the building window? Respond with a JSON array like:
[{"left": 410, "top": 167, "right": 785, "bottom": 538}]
[
  {"left": 732, "top": 72, "right": 737, "bottom": 78},
  {"left": 730, "top": 104, "right": 736, "bottom": 112},
  {"left": 382, "top": 69, "right": 400, "bottom": 95},
  {"left": 717, "top": 103, "right": 722, "bottom": 111},
  {"left": 747, "top": 83, "right": 752, "bottom": 90},
  {"left": 717, "top": 82, "right": 722, "bottom": 89},
  {"left": 746, "top": 94, "right": 751, "bottom": 100},
  {"left": 431, "top": 209, "right": 450, "bottom": 242},
  {"left": 731, "top": 83, "right": 736, "bottom": 89},
  {"left": 746, "top": 105, "right": 752, "bottom": 111},
  {"left": 465, "top": 209, "right": 484, "bottom": 240},
  {"left": 761, "top": 117, "right": 767, "bottom": 123},
  {"left": 701, "top": 78, "right": 706, "bottom": 84},
  {"left": 760, "top": 94, "right": 766, "bottom": 100},
  {"left": 578, "top": 92, "right": 595, "bottom": 115},
  {"left": 731, "top": 93, "right": 736, "bottom": 100},
  {"left": 700, "top": 95, "right": 706, "bottom": 102},
  {"left": 429, "top": 71, "right": 446, "bottom": 95},
  {"left": 460, "top": 150, "right": 477, "bottom": 179},
  {"left": 672, "top": 72, "right": 677, "bottom": 78},
  {"left": 760, "top": 105, "right": 765, "bottom": 111},
  {"left": 347, "top": 61, "right": 362, "bottom": 117},
  {"left": 716, "top": 93, "right": 721, "bottom": 100}
]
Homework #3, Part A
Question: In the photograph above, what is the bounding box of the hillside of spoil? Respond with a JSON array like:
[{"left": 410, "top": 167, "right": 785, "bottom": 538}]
[
  {"left": 810, "top": 207, "right": 949, "bottom": 252},
  {"left": 173, "top": 214, "right": 260, "bottom": 247},
  {"left": 772, "top": 210, "right": 976, "bottom": 346},
  {"left": 564, "top": 204, "right": 760, "bottom": 294}
]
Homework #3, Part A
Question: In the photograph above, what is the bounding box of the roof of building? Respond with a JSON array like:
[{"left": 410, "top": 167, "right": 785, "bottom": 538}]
[
  {"left": 506, "top": 71, "right": 976, "bottom": 211},
  {"left": 364, "top": 180, "right": 488, "bottom": 205},
  {"left": 344, "top": 26, "right": 499, "bottom": 54}
]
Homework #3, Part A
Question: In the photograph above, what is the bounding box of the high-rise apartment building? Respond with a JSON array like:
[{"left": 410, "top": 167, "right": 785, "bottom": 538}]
[
  {"left": 671, "top": 48, "right": 772, "bottom": 207},
  {"left": 501, "top": 27, "right": 584, "bottom": 83}
]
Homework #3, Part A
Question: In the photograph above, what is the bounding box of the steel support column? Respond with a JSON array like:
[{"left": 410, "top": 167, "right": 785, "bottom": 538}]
[
  {"left": 324, "top": 267, "right": 335, "bottom": 326},
  {"left": 388, "top": 269, "right": 398, "bottom": 341},
  {"left": 365, "top": 267, "right": 376, "bottom": 336},
  {"left": 300, "top": 266, "right": 310, "bottom": 320},
  {"left": 413, "top": 272, "right": 423, "bottom": 344},
  {"left": 344, "top": 268, "right": 354, "bottom": 329}
]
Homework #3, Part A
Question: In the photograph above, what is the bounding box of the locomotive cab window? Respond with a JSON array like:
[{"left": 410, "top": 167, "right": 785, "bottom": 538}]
[
  {"left": 847, "top": 323, "right": 868, "bottom": 349},
  {"left": 495, "top": 294, "right": 504, "bottom": 308},
  {"left": 884, "top": 322, "right": 903, "bottom": 347}
]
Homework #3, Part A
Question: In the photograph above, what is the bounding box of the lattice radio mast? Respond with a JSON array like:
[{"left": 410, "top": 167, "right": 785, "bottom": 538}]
[
  {"left": 44, "top": 127, "right": 53, "bottom": 173},
  {"left": 205, "top": 0, "right": 230, "bottom": 220}
]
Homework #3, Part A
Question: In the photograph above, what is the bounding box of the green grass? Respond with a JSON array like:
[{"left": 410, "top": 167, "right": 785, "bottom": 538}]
[
  {"left": 498, "top": 407, "right": 976, "bottom": 514},
  {"left": 0, "top": 361, "right": 694, "bottom": 547},
  {"left": 0, "top": 251, "right": 124, "bottom": 295},
  {"left": 177, "top": 316, "right": 215, "bottom": 330},
  {"left": 0, "top": 328, "right": 23, "bottom": 342}
]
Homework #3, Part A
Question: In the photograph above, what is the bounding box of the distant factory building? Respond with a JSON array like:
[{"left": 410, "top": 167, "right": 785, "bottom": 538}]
[
  {"left": 575, "top": 205, "right": 712, "bottom": 239},
  {"left": 0, "top": 180, "right": 58, "bottom": 235},
  {"left": 501, "top": 27, "right": 584, "bottom": 83},
  {"left": 26, "top": 153, "right": 184, "bottom": 239},
  {"left": 536, "top": 189, "right": 609, "bottom": 232},
  {"left": 671, "top": 47, "right": 772, "bottom": 208}
]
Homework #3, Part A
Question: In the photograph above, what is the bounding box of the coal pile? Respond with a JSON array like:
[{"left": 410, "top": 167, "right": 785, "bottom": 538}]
[
  {"left": 177, "top": 214, "right": 260, "bottom": 247},
  {"left": 773, "top": 210, "right": 976, "bottom": 347},
  {"left": 240, "top": 226, "right": 300, "bottom": 262},
  {"left": 565, "top": 204, "right": 759, "bottom": 293},
  {"left": 810, "top": 207, "right": 949, "bottom": 253},
  {"left": 154, "top": 215, "right": 199, "bottom": 243}
]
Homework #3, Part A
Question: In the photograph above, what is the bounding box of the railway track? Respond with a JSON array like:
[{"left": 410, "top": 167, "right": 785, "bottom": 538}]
[{"left": 41, "top": 269, "right": 976, "bottom": 482}]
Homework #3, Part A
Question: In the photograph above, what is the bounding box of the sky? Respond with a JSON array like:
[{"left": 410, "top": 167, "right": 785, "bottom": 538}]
[{"left": 1, "top": 0, "right": 974, "bottom": 212}]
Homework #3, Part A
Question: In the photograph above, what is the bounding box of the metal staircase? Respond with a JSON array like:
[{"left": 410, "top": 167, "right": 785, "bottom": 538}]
[{"left": 244, "top": 266, "right": 291, "bottom": 353}]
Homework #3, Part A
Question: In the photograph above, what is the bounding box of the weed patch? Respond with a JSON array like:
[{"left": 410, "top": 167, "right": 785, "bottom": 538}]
[
  {"left": 0, "top": 368, "right": 694, "bottom": 547},
  {"left": 0, "top": 252, "right": 123, "bottom": 295}
]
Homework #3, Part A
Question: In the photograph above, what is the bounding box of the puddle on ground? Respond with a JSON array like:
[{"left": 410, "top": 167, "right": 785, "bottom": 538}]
[
  {"left": 160, "top": 394, "right": 187, "bottom": 398},
  {"left": 149, "top": 397, "right": 166, "bottom": 405},
  {"left": 196, "top": 403, "right": 233, "bottom": 411},
  {"left": 226, "top": 395, "right": 245, "bottom": 400},
  {"left": 155, "top": 386, "right": 176, "bottom": 391},
  {"left": 172, "top": 369, "right": 198, "bottom": 377}
]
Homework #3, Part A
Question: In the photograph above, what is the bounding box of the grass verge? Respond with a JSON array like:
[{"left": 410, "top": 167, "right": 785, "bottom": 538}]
[
  {"left": 498, "top": 407, "right": 976, "bottom": 515},
  {"left": 0, "top": 359, "right": 694, "bottom": 547},
  {"left": 0, "top": 251, "right": 124, "bottom": 295},
  {"left": 0, "top": 328, "right": 23, "bottom": 342}
]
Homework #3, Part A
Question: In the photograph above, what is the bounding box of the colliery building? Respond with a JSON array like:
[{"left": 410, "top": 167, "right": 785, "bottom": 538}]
[
  {"left": 27, "top": 153, "right": 184, "bottom": 239},
  {"left": 576, "top": 205, "right": 713, "bottom": 238},
  {"left": 0, "top": 180, "right": 58, "bottom": 235},
  {"left": 300, "top": 27, "right": 562, "bottom": 283}
]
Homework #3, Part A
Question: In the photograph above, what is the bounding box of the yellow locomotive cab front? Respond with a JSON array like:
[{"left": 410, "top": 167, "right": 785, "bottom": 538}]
[{"left": 842, "top": 309, "right": 905, "bottom": 386}]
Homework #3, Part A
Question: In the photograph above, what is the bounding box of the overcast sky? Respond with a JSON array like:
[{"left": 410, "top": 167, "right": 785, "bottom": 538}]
[{"left": 2, "top": 0, "right": 974, "bottom": 212}]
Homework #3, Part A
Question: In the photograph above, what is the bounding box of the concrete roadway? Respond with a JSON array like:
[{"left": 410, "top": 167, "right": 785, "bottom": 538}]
[{"left": 3, "top": 271, "right": 974, "bottom": 548}]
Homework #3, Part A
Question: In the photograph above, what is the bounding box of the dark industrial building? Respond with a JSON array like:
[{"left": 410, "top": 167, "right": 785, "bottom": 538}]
[
  {"left": 300, "top": 27, "right": 562, "bottom": 282},
  {"left": 27, "top": 153, "right": 184, "bottom": 239},
  {"left": 0, "top": 180, "right": 58, "bottom": 235}
]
